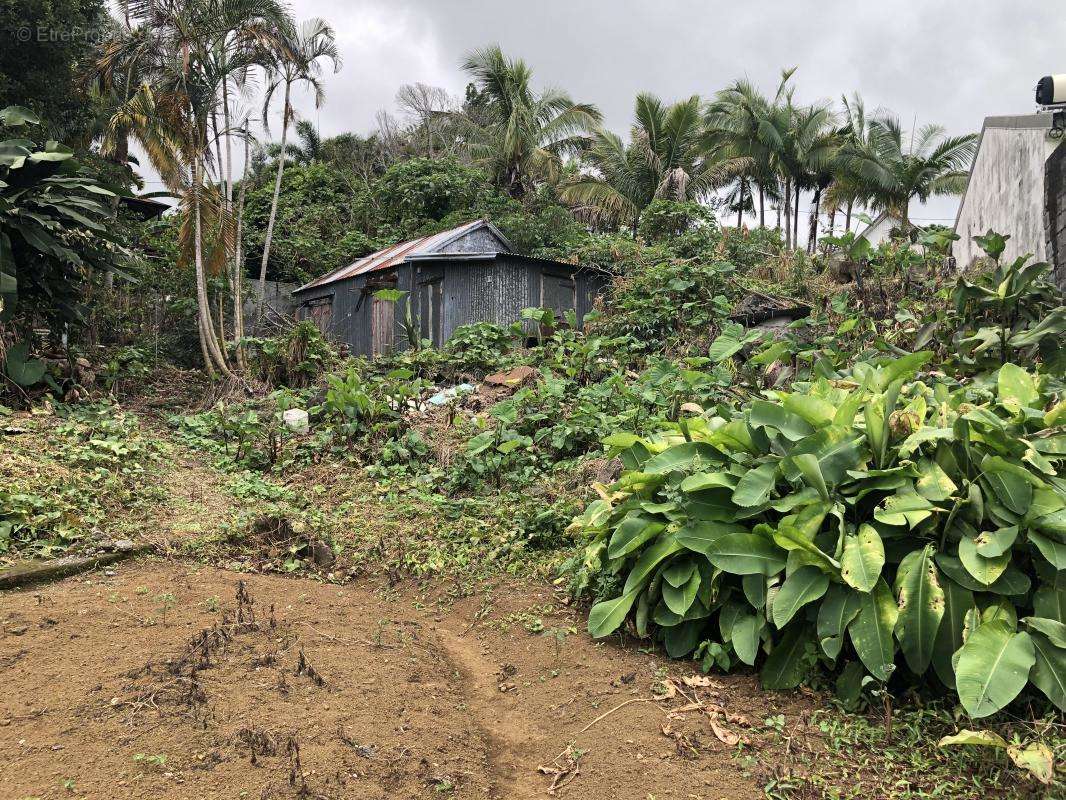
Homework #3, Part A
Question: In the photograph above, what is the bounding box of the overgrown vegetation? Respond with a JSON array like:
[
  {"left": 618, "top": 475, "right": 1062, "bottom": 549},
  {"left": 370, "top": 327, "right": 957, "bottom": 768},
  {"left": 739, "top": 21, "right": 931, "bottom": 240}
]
[
  {"left": 569, "top": 355, "right": 1065, "bottom": 715},
  {"left": 2, "top": 4, "right": 1064, "bottom": 796},
  {"left": 0, "top": 404, "right": 164, "bottom": 555}
]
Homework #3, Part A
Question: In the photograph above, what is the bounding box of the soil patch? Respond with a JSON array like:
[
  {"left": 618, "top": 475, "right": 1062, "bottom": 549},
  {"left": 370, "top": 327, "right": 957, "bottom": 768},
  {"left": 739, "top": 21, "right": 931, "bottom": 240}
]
[{"left": 0, "top": 560, "right": 818, "bottom": 799}]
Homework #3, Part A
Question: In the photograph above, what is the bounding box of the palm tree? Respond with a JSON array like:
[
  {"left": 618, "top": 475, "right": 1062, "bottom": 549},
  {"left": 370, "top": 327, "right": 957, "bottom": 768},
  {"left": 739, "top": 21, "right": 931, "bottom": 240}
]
[
  {"left": 255, "top": 17, "right": 340, "bottom": 323},
  {"left": 779, "top": 103, "right": 838, "bottom": 253},
  {"left": 266, "top": 118, "right": 322, "bottom": 164},
  {"left": 836, "top": 114, "right": 977, "bottom": 232},
  {"left": 458, "top": 45, "right": 601, "bottom": 197},
  {"left": 96, "top": 2, "right": 229, "bottom": 376},
  {"left": 704, "top": 74, "right": 792, "bottom": 229},
  {"left": 823, "top": 93, "right": 873, "bottom": 236},
  {"left": 561, "top": 94, "right": 745, "bottom": 232},
  {"left": 207, "top": 0, "right": 290, "bottom": 370},
  {"left": 94, "top": 0, "right": 289, "bottom": 377}
]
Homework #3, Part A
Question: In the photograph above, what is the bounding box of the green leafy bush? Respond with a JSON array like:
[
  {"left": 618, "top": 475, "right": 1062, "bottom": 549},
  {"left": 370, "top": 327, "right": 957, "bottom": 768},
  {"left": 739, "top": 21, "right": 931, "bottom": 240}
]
[
  {"left": 953, "top": 232, "right": 1066, "bottom": 372},
  {"left": 241, "top": 161, "right": 377, "bottom": 285},
  {"left": 568, "top": 353, "right": 1066, "bottom": 718},
  {"left": 442, "top": 321, "right": 522, "bottom": 374},
  {"left": 637, "top": 199, "right": 716, "bottom": 242},
  {"left": 591, "top": 257, "right": 736, "bottom": 358},
  {"left": 245, "top": 320, "right": 336, "bottom": 388},
  {"left": 0, "top": 105, "right": 134, "bottom": 329},
  {"left": 1, "top": 404, "right": 163, "bottom": 555}
]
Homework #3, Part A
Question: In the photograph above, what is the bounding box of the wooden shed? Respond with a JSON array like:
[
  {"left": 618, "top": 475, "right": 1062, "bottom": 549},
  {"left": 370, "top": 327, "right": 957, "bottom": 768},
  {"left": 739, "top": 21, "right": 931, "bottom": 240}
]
[{"left": 291, "top": 219, "right": 608, "bottom": 356}]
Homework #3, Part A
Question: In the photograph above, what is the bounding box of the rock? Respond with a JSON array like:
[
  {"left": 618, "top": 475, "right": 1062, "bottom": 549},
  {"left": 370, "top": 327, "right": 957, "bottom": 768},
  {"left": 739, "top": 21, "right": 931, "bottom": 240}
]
[
  {"left": 827, "top": 253, "right": 858, "bottom": 283},
  {"left": 310, "top": 540, "right": 335, "bottom": 568},
  {"left": 594, "top": 457, "right": 624, "bottom": 484},
  {"left": 484, "top": 365, "right": 536, "bottom": 388}
]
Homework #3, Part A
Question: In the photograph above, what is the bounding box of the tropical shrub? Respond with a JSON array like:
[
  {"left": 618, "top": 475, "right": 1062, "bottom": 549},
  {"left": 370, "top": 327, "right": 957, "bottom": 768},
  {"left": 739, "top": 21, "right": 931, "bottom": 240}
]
[
  {"left": 443, "top": 321, "right": 523, "bottom": 374},
  {"left": 591, "top": 257, "right": 736, "bottom": 358},
  {"left": 952, "top": 231, "right": 1066, "bottom": 372},
  {"left": 569, "top": 353, "right": 1066, "bottom": 718},
  {"left": 245, "top": 320, "right": 336, "bottom": 388},
  {"left": 372, "top": 156, "right": 490, "bottom": 232},
  {"left": 0, "top": 104, "right": 133, "bottom": 328},
  {"left": 638, "top": 199, "right": 716, "bottom": 242}
]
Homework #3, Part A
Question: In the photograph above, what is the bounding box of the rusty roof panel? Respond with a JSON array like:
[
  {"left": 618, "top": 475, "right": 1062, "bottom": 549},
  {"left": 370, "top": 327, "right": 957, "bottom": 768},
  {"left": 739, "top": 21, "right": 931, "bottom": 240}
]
[{"left": 295, "top": 219, "right": 489, "bottom": 292}]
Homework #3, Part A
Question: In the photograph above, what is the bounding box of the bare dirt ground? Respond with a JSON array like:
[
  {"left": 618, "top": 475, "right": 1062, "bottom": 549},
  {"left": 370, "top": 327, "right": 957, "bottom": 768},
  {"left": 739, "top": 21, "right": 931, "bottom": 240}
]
[{"left": 0, "top": 559, "right": 818, "bottom": 800}]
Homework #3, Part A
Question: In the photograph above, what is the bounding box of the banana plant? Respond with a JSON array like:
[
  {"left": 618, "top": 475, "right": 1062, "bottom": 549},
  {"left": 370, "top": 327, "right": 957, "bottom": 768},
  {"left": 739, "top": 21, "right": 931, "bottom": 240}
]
[
  {"left": 572, "top": 354, "right": 1066, "bottom": 718},
  {"left": 953, "top": 230, "right": 1066, "bottom": 369},
  {"left": 0, "top": 105, "right": 133, "bottom": 326}
]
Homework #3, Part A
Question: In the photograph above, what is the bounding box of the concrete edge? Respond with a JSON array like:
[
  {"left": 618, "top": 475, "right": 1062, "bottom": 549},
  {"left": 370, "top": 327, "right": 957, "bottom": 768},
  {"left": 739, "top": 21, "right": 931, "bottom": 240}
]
[{"left": 0, "top": 545, "right": 156, "bottom": 591}]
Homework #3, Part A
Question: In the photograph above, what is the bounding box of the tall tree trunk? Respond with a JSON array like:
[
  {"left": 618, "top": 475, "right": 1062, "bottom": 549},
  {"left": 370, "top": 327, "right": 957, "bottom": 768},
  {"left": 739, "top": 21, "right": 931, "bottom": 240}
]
[
  {"left": 197, "top": 311, "right": 214, "bottom": 379},
  {"left": 827, "top": 205, "right": 836, "bottom": 249},
  {"left": 233, "top": 121, "right": 250, "bottom": 370},
  {"left": 256, "top": 80, "right": 291, "bottom": 326},
  {"left": 192, "top": 158, "right": 233, "bottom": 378},
  {"left": 845, "top": 199, "right": 853, "bottom": 232},
  {"left": 223, "top": 82, "right": 244, "bottom": 370},
  {"left": 807, "top": 187, "right": 821, "bottom": 254},
  {"left": 103, "top": 125, "right": 130, "bottom": 293},
  {"left": 736, "top": 181, "right": 744, "bottom": 229},
  {"left": 209, "top": 109, "right": 224, "bottom": 185},
  {"left": 758, "top": 184, "right": 765, "bottom": 228},
  {"left": 793, "top": 186, "right": 801, "bottom": 251},
  {"left": 210, "top": 111, "right": 228, "bottom": 352},
  {"left": 217, "top": 290, "right": 226, "bottom": 347},
  {"left": 783, "top": 178, "right": 792, "bottom": 249},
  {"left": 222, "top": 81, "right": 234, "bottom": 209}
]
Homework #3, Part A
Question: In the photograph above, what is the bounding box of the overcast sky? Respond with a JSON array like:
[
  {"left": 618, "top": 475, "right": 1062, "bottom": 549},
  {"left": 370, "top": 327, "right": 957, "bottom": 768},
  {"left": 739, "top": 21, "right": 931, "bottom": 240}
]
[{"left": 141, "top": 0, "right": 1066, "bottom": 227}]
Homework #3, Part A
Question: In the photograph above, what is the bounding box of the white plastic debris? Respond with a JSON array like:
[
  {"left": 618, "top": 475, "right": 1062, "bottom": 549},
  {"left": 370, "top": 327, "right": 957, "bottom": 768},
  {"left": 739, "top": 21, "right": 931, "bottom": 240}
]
[
  {"left": 428, "top": 383, "right": 476, "bottom": 406},
  {"left": 282, "top": 408, "right": 309, "bottom": 434}
]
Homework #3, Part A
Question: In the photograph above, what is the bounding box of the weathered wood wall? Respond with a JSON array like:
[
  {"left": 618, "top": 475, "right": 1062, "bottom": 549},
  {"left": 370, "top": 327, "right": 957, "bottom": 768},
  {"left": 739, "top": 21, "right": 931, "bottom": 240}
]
[{"left": 294, "top": 257, "right": 606, "bottom": 356}]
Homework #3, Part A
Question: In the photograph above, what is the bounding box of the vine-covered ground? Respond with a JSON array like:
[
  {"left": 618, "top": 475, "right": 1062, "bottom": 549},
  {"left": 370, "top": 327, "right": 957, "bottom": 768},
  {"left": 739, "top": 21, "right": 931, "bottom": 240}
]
[{"left": 2, "top": 404, "right": 1060, "bottom": 799}]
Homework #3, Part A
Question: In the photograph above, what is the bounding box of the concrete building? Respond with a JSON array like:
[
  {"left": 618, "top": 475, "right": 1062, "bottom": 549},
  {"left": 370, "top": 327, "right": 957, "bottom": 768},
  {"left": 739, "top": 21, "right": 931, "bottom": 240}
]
[
  {"left": 952, "top": 113, "right": 1063, "bottom": 282},
  {"left": 855, "top": 212, "right": 901, "bottom": 248}
]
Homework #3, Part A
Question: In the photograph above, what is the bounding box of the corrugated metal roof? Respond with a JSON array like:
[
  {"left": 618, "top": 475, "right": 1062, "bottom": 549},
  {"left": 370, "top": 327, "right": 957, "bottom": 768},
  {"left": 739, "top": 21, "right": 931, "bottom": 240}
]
[{"left": 295, "top": 219, "right": 490, "bottom": 292}]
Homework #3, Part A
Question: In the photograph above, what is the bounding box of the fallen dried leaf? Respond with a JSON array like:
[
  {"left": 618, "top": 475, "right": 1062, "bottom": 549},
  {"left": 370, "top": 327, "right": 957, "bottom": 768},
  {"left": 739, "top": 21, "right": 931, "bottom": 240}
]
[
  {"left": 681, "top": 675, "right": 713, "bottom": 688},
  {"left": 659, "top": 722, "right": 699, "bottom": 757},
  {"left": 708, "top": 716, "right": 740, "bottom": 746},
  {"left": 538, "top": 745, "right": 583, "bottom": 795}
]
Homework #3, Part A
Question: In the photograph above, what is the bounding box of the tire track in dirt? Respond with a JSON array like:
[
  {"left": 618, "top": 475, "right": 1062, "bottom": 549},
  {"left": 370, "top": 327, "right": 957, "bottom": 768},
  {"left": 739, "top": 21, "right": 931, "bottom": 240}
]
[{"left": 436, "top": 627, "right": 547, "bottom": 799}]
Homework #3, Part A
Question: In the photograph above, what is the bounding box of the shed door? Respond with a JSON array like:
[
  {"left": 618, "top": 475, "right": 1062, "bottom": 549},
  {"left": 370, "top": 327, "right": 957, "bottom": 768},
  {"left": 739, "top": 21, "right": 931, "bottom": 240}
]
[
  {"left": 418, "top": 278, "right": 443, "bottom": 346},
  {"left": 540, "top": 270, "right": 577, "bottom": 324},
  {"left": 370, "top": 297, "right": 395, "bottom": 356},
  {"left": 304, "top": 297, "right": 332, "bottom": 335}
]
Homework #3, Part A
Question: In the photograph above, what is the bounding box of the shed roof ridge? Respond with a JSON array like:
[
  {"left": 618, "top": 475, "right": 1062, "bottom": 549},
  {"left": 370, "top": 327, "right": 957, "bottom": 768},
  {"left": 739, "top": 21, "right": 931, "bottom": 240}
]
[{"left": 293, "top": 218, "right": 492, "bottom": 293}]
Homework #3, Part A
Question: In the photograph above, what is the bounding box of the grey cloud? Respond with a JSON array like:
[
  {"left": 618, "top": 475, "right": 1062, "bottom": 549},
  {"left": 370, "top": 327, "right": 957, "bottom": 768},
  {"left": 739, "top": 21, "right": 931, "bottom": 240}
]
[{"left": 147, "top": 0, "right": 1066, "bottom": 223}]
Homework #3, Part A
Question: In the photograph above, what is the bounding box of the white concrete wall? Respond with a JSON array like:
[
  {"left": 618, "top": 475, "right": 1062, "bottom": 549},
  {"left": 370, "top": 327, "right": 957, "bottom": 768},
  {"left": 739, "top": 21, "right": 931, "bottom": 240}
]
[
  {"left": 858, "top": 213, "right": 896, "bottom": 247},
  {"left": 953, "top": 115, "right": 1059, "bottom": 268}
]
